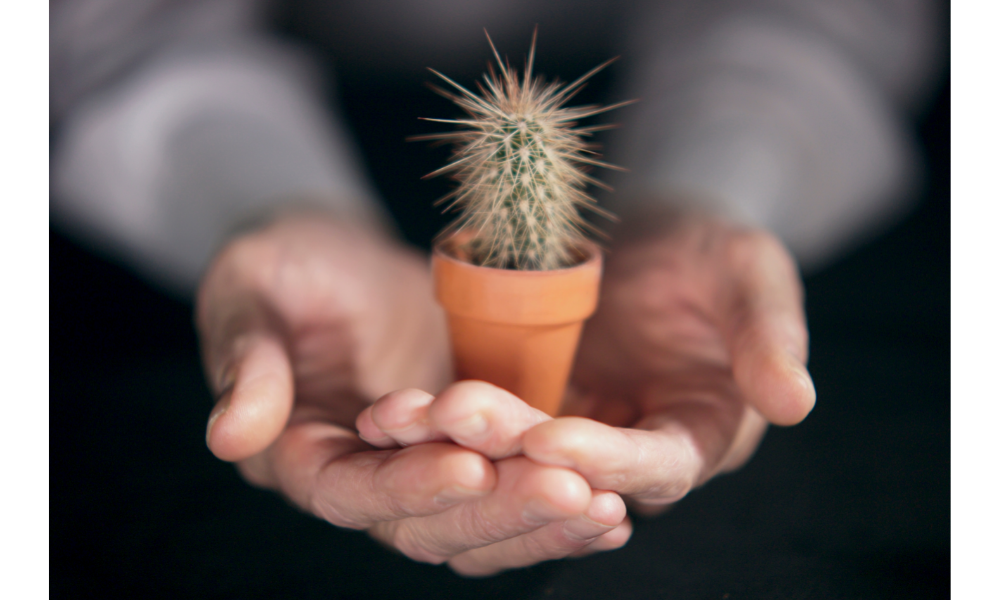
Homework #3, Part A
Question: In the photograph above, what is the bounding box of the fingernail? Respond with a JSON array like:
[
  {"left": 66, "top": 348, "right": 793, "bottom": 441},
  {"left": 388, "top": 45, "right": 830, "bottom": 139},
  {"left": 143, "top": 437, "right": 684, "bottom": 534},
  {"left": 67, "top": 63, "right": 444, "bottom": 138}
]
[
  {"left": 377, "top": 419, "right": 418, "bottom": 434},
  {"left": 357, "top": 429, "right": 391, "bottom": 445},
  {"left": 783, "top": 355, "right": 815, "bottom": 396},
  {"left": 795, "top": 370, "right": 817, "bottom": 406},
  {"left": 206, "top": 400, "right": 229, "bottom": 446},
  {"left": 215, "top": 363, "right": 237, "bottom": 398},
  {"left": 784, "top": 353, "right": 807, "bottom": 376},
  {"left": 453, "top": 412, "right": 490, "bottom": 442},
  {"left": 562, "top": 515, "right": 613, "bottom": 542},
  {"left": 434, "top": 485, "right": 490, "bottom": 507}
]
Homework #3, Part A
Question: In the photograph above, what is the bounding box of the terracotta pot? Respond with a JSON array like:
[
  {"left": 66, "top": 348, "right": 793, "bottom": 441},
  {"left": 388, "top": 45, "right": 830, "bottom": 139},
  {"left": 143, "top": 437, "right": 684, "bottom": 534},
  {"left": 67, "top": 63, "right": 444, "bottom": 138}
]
[{"left": 431, "top": 236, "right": 603, "bottom": 416}]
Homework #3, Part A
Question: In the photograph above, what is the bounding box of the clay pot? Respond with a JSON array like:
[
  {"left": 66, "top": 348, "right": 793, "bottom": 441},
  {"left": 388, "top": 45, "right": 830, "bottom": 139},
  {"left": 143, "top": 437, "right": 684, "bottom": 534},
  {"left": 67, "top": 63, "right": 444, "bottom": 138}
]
[{"left": 431, "top": 236, "right": 603, "bottom": 416}]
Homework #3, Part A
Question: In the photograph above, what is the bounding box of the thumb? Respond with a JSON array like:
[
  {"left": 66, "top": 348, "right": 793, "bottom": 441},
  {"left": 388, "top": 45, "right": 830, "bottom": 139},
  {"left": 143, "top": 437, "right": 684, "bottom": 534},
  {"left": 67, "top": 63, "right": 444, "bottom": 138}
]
[
  {"left": 717, "top": 232, "right": 815, "bottom": 426},
  {"left": 206, "top": 333, "right": 294, "bottom": 462}
]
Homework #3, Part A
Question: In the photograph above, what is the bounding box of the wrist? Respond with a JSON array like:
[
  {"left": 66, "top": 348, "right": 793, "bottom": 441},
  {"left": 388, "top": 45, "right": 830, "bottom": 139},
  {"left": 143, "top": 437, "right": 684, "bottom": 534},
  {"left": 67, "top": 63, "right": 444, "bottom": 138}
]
[
  {"left": 606, "top": 195, "right": 743, "bottom": 250},
  {"left": 220, "top": 196, "right": 394, "bottom": 245}
]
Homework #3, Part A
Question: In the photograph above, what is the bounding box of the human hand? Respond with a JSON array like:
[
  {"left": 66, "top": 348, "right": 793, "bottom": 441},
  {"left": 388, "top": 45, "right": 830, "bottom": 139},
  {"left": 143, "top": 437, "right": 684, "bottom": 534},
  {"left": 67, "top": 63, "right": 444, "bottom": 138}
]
[
  {"left": 530, "top": 207, "right": 816, "bottom": 514},
  {"left": 358, "top": 208, "right": 814, "bottom": 520},
  {"left": 197, "top": 212, "right": 624, "bottom": 576},
  {"left": 356, "top": 382, "right": 632, "bottom": 575}
]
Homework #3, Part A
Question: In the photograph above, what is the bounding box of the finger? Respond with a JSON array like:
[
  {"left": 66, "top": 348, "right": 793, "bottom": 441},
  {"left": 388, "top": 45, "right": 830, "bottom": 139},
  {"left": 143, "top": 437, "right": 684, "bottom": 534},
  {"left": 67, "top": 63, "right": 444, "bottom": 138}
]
[
  {"left": 356, "top": 388, "right": 450, "bottom": 448},
  {"left": 715, "top": 407, "right": 769, "bottom": 474},
  {"left": 359, "top": 381, "right": 552, "bottom": 459},
  {"left": 523, "top": 408, "right": 743, "bottom": 505},
  {"left": 198, "top": 238, "right": 299, "bottom": 462},
  {"left": 355, "top": 406, "right": 397, "bottom": 448},
  {"left": 206, "top": 334, "right": 295, "bottom": 462},
  {"left": 447, "top": 490, "right": 630, "bottom": 576},
  {"left": 267, "top": 417, "right": 497, "bottom": 528},
  {"left": 568, "top": 517, "right": 634, "bottom": 558},
  {"left": 428, "top": 381, "right": 552, "bottom": 458},
  {"left": 717, "top": 231, "right": 815, "bottom": 425},
  {"left": 368, "top": 456, "right": 591, "bottom": 564}
]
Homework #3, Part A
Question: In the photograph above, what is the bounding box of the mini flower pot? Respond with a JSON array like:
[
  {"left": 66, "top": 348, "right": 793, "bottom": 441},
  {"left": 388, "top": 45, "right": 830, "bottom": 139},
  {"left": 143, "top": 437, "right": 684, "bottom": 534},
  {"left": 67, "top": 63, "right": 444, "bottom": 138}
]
[{"left": 432, "top": 235, "right": 603, "bottom": 416}]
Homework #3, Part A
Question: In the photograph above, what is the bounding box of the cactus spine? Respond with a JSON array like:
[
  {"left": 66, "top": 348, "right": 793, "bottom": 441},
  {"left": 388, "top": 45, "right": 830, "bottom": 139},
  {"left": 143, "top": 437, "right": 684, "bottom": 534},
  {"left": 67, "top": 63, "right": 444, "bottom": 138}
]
[{"left": 420, "top": 30, "right": 628, "bottom": 270}]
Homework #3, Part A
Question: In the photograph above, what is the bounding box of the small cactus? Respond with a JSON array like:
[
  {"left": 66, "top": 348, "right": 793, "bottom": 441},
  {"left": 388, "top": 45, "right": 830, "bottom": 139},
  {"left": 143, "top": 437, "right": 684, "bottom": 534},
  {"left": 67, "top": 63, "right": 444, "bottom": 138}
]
[{"left": 418, "top": 30, "right": 630, "bottom": 270}]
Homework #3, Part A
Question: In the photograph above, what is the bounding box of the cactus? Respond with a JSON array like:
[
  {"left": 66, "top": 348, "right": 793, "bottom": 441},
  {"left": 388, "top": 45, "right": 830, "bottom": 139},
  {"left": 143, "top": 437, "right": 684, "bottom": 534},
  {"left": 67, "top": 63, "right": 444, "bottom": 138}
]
[{"left": 418, "top": 30, "right": 630, "bottom": 270}]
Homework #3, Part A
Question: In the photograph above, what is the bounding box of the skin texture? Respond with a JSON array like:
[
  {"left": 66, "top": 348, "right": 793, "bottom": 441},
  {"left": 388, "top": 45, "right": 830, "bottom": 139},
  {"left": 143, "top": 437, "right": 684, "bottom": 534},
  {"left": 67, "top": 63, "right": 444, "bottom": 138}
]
[{"left": 198, "top": 208, "right": 814, "bottom": 576}]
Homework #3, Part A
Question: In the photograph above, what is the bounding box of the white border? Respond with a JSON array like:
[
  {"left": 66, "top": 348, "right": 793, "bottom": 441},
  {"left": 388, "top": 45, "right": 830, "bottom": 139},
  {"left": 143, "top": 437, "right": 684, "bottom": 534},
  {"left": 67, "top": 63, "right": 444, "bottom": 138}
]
[
  {"left": 952, "top": 2, "right": 999, "bottom": 598},
  {"left": 0, "top": 1, "right": 50, "bottom": 597}
]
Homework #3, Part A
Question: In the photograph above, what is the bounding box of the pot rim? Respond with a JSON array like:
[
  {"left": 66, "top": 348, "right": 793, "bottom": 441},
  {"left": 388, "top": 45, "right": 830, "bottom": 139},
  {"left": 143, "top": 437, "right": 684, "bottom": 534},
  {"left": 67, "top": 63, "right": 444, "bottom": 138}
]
[
  {"left": 431, "top": 231, "right": 602, "bottom": 275},
  {"left": 431, "top": 233, "right": 603, "bottom": 325}
]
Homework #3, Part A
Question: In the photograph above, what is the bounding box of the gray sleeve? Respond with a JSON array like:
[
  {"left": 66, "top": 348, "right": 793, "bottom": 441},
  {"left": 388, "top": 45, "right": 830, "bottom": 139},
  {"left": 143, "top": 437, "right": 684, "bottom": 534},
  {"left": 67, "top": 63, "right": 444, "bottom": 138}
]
[
  {"left": 607, "top": 0, "right": 944, "bottom": 269},
  {"left": 51, "top": 0, "right": 384, "bottom": 294}
]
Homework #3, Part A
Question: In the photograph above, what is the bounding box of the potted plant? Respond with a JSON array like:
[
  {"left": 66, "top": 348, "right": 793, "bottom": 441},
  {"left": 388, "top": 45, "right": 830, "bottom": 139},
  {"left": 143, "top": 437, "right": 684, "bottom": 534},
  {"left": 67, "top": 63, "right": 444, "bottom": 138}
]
[{"left": 419, "top": 30, "right": 629, "bottom": 416}]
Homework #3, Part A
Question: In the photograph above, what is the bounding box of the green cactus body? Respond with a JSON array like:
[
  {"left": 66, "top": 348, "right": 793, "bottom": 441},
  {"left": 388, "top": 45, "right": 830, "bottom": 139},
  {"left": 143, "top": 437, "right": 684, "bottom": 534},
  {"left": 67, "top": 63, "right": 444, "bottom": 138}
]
[{"left": 419, "top": 30, "right": 629, "bottom": 270}]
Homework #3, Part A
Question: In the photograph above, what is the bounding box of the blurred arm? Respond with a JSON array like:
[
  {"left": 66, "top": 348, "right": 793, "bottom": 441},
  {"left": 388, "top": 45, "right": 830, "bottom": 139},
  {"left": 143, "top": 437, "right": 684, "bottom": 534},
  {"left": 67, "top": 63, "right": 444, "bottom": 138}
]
[
  {"left": 609, "top": 0, "right": 943, "bottom": 269},
  {"left": 50, "top": 0, "right": 385, "bottom": 294}
]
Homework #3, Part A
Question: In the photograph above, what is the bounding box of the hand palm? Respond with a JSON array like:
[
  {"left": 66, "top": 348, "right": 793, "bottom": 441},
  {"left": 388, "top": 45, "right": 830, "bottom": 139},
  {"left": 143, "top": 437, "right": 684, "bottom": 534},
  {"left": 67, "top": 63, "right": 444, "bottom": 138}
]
[
  {"left": 200, "top": 211, "right": 814, "bottom": 573},
  {"left": 567, "top": 220, "right": 766, "bottom": 495},
  {"left": 200, "top": 215, "right": 624, "bottom": 577}
]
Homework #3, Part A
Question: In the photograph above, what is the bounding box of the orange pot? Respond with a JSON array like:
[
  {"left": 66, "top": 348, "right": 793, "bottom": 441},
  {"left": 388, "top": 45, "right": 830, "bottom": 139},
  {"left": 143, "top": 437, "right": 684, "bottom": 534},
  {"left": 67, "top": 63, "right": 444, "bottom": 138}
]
[{"left": 431, "top": 236, "right": 603, "bottom": 416}]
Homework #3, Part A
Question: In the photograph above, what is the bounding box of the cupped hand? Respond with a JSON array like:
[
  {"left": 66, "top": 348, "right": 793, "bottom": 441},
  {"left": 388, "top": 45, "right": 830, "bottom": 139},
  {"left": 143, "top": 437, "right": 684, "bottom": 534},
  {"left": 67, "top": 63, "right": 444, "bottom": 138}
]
[
  {"left": 356, "top": 382, "right": 633, "bottom": 574},
  {"left": 196, "top": 212, "right": 621, "bottom": 576},
  {"left": 531, "top": 207, "right": 815, "bottom": 514},
  {"left": 359, "top": 208, "right": 815, "bottom": 520}
]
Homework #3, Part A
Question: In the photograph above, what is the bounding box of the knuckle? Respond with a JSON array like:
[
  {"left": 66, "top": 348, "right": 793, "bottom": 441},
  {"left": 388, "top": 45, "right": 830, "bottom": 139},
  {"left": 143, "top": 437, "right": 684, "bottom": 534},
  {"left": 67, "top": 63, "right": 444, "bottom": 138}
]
[
  {"left": 307, "top": 461, "right": 374, "bottom": 531},
  {"left": 671, "top": 443, "right": 702, "bottom": 499},
  {"left": 391, "top": 525, "right": 450, "bottom": 565},
  {"left": 222, "top": 234, "right": 272, "bottom": 280},
  {"left": 519, "top": 531, "right": 554, "bottom": 557},
  {"left": 733, "top": 314, "right": 773, "bottom": 350},
  {"left": 464, "top": 506, "right": 506, "bottom": 542},
  {"left": 448, "top": 502, "right": 508, "bottom": 548},
  {"left": 723, "top": 230, "right": 764, "bottom": 268},
  {"left": 443, "top": 380, "right": 507, "bottom": 410},
  {"left": 604, "top": 533, "right": 630, "bottom": 551},
  {"left": 600, "top": 469, "right": 634, "bottom": 492},
  {"left": 448, "top": 561, "right": 497, "bottom": 578},
  {"left": 545, "top": 418, "right": 599, "bottom": 460},
  {"left": 724, "top": 229, "right": 790, "bottom": 272},
  {"left": 232, "top": 240, "right": 282, "bottom": 294},
  {"left": 199, "top": 234, "right": 276, "bottom": 313},
  {"left": 309, "top": 494, "right": 369, "bottom": 531},
  {"left": 666, "top": 473, "right": 697, "bottom": 500},
  {"left": 234, "top": 457, "right": 275, "bottom": 489},
  {"left": 647, "top": 445, "right": 700, "bottom": 504},
  {"left": 447, "top": 553, "right": 508, "bottom": 578},
  {"left": 644, "top": 478, "right": 694, "bottom": 506}
]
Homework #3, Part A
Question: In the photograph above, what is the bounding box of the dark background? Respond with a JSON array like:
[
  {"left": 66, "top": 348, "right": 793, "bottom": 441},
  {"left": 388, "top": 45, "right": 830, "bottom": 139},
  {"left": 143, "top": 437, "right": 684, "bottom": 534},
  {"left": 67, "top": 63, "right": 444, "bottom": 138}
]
[{"left": 50, "top": 21, "right": 949, "bottom": 600}]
